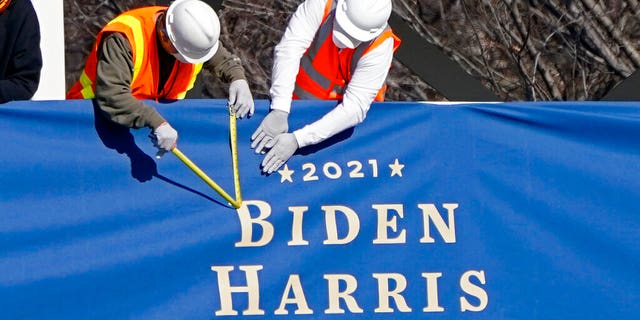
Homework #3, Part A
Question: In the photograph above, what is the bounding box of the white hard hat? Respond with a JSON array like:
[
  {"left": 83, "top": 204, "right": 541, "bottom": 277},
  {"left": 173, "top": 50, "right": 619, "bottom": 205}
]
[
  {"left": 334, "top": 0, "right": 392, "bottom": 43},
  {"left": 165, "top": 0, "right": 220, "bottom": 64}
]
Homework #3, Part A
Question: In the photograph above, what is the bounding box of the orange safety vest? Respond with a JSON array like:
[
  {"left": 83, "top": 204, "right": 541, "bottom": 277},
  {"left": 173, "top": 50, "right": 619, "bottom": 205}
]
[
  {"left": 0, "top": 0, "right": 12, "bottom": 14},
  {"left": 66, "top": 6, "right": 202, "bottom": 100},
  {"left": 293, "top": 0, "right": 401, "bottom": 102}
]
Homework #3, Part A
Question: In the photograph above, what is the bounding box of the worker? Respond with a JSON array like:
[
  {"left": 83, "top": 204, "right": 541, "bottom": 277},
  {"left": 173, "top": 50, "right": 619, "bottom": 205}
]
[
  {"left": 0, "top": 0, "right": 43, "bottom": 103},
  {"left": 250, "top": 0, "right": 400, "bottom": 174},
  {"left": 67, "top": 0, "right": 254, "bottom": 157}
]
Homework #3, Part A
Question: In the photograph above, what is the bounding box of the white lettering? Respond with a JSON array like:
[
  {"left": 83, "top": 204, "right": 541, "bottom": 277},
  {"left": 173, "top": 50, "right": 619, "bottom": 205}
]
[
  {"left": 324, "top": 274, "right": 364, "bottom": 314},
  {"left": 322, "top": 205, "right": 360, "bottom": 245},
  {"left": 422, "top": 272, "right": 445, "bottom": 312},
  {"left": 460, "top": 270, "right": 488, "bottom": 312},
  {"left": 211, "top": 265, "right": 264, "bottom": 316},
  {"left": 275, "top": 274, "right": 313, "bottom": 315},
  {"left": 419, "top": 203, "right": 458, "bottom": 243},
  {"left": 372, "top": 273, "right": 412, "bottom": 313},
  {"left": 234, "top": 202, "right": 460, "bottom": 247},
  {"left": 235, "top": 200, "right": 274, "bottom": 247},
  {"left": 211, "top": 267, "right": 489, "bottom": 316},
  {"left": 288, "top": 206, "right": 309, "bottom": 246},
  {"left": 372, "top": 204, "right": 406, "bottom": 244}
]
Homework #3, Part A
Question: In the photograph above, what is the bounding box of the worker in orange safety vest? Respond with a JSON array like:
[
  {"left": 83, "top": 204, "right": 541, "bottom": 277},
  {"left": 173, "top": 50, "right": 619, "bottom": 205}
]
[
  {"left": 250, "top": 0, "right": 400, "bottom": 173},
  {"left": 67, "top": 0, "right": 254, "bottom": 157}
]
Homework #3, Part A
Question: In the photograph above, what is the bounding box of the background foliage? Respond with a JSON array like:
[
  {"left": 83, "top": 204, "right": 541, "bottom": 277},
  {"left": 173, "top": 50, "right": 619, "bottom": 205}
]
[{"left": 64, "top": 0, "right": 640, "bottom": 101}]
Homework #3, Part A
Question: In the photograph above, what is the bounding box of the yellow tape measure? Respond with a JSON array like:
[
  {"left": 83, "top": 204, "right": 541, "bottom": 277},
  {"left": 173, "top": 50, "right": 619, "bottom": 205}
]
[
  {"left": 229, "top": 105, "right": 242, "bottom": 205},
  {"left": 170, "top": 104, "right": 243, "bottom": 209}
]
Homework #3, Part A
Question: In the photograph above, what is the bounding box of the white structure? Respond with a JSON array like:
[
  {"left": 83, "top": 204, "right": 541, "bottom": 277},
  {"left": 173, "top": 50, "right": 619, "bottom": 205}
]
[{"left": 31, "top": 0, "right": 66, "bottom": 100}]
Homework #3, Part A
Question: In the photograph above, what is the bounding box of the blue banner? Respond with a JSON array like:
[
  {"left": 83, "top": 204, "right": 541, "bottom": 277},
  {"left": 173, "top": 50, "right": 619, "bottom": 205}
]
[{"left": 1, "top": 100, "right": 639, "bottom": 319}]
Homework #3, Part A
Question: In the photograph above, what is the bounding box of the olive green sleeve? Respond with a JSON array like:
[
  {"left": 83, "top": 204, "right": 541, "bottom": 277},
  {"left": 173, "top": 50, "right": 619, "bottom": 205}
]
[
  {"left": 94, "top": 33, "right": 166, "bottom": 129},
  {"left": 203, "top": 41, "right": 247, "bottom": 84}
]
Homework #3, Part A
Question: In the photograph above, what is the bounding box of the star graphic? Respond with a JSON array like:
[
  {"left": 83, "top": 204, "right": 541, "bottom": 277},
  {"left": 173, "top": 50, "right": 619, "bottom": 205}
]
[
  {"left": 389, "top": 158, "right": 405, "bottom": 177},
  {"left": 278, "top": 164, "right": 295, "bottom": 183}
]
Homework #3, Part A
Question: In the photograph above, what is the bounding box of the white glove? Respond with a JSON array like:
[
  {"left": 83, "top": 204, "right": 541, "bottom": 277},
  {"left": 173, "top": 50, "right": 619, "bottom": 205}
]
[
  {"left": 251, "top": 109, "right": 289, "bottom": 154},
  {"left": 261, "top": 133, "right": 298, "bottom": 174},
  {"left": 229, "top": 79, "right": 254, "bottom": 118},
  {"left": 150, "top": 122, "right": 177, "bottom": 158}
]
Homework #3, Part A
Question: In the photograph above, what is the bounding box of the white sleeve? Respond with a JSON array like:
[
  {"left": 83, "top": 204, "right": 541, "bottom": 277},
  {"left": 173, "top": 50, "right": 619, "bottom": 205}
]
[
  {"left": 293, "top": 38, "right": 395, "bottom": 148},
  {"left": 269, "top": 0, "right": 326, "bottom": 113}
]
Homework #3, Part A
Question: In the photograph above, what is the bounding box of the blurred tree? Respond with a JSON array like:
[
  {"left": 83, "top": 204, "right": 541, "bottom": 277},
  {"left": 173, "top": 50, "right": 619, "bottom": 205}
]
[
  {"left": 393, "top": 0, "right": 640, "bottom": 100},
  {"left": 65, "top": 0, "right": 640, "bottom": 101}
]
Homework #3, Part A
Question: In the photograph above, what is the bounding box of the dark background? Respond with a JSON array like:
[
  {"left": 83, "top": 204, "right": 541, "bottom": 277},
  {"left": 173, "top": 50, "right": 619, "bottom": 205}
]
[{"left": 64, "top": 0, "right": 640, "bottom": 101}]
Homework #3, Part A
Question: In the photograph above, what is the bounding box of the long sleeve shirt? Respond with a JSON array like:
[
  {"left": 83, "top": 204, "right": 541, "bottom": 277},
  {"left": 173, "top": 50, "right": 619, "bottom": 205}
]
[
  {"left": 0, "top": 0, "right": 42, "bottom": 103},
  {"left": 270, "top": 0, "right": 394, "bottom": 148},
  {"left": 95, "top": 33, "right": 247, "bottom": 129}
]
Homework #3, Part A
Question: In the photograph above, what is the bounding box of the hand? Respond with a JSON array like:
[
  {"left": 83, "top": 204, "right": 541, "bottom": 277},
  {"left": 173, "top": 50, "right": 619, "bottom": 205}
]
[
  {"left": 261, "top": 133, "right": 298, "bottom": 174},
  {"left": 150, "top": 122, "right": 177, "bottom": 158},
  {"left": 229, "top": 79, "right": 254, "bottom": 118},
  {"left": 250, "top": 109, "right": 289, "bottom": 154}
]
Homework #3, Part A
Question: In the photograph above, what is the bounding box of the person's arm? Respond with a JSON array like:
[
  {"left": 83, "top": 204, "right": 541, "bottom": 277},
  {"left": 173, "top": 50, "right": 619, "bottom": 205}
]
[
  {"left": 94, "top": 33, "right": 165, "bottom": 129},
  {"left": 203, "top": 42, "right": 255, "bottom": 118},
  {"left": 292, "top": 38, "right": 395, "bottom": 148},
  {"left": 251, "top": 0, "right": 329, "bottom": 155},
  {"left": 269, "top": 0, "right": 326, "bottom": 113},
  {"left": 0, "top": 1, "right": 42, "bottom": 103},
  {"left": 203, "top": 42, "right": 246, "bottom": 83}
]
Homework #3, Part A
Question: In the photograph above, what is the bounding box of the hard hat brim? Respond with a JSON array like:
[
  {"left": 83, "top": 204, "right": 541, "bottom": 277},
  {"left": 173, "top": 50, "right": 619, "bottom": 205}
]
[
  {"left": 335, "top": 0, "right": 386, "bottom": 42},
  {"left": 173, "top": 41, "right": 218, "bottom": 64},
  {"left": 332, "top": 24, "right": 359, "bottom": 49}
]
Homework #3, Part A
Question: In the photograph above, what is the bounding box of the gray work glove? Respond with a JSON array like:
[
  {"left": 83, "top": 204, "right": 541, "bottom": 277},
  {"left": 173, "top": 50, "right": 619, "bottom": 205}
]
[
  {"left": 261, "top": 133, "right": 298, "bottom": 174},
  {"left": 250, "top": 109, "right": 289, "bottom": 154},
  {"left": 150, "top": 122, "right": 177, "bottom": 158},
  {"left": 229, "top": 79, "right": 254, "bottom": 118}
]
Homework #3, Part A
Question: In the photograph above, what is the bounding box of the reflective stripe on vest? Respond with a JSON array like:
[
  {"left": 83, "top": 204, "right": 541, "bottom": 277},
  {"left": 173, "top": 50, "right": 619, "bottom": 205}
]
[
  {"left": 108, "top": 15, "right": 145, "bottom": 84},
  {"left": 78, "top": 70, "right": 94, "bottom": 99}
]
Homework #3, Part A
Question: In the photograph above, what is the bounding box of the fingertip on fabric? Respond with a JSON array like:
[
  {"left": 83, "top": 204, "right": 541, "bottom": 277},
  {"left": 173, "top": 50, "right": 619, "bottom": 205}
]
[{"left": 250, "top": 130, "right": 262, "bottom": 141}]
